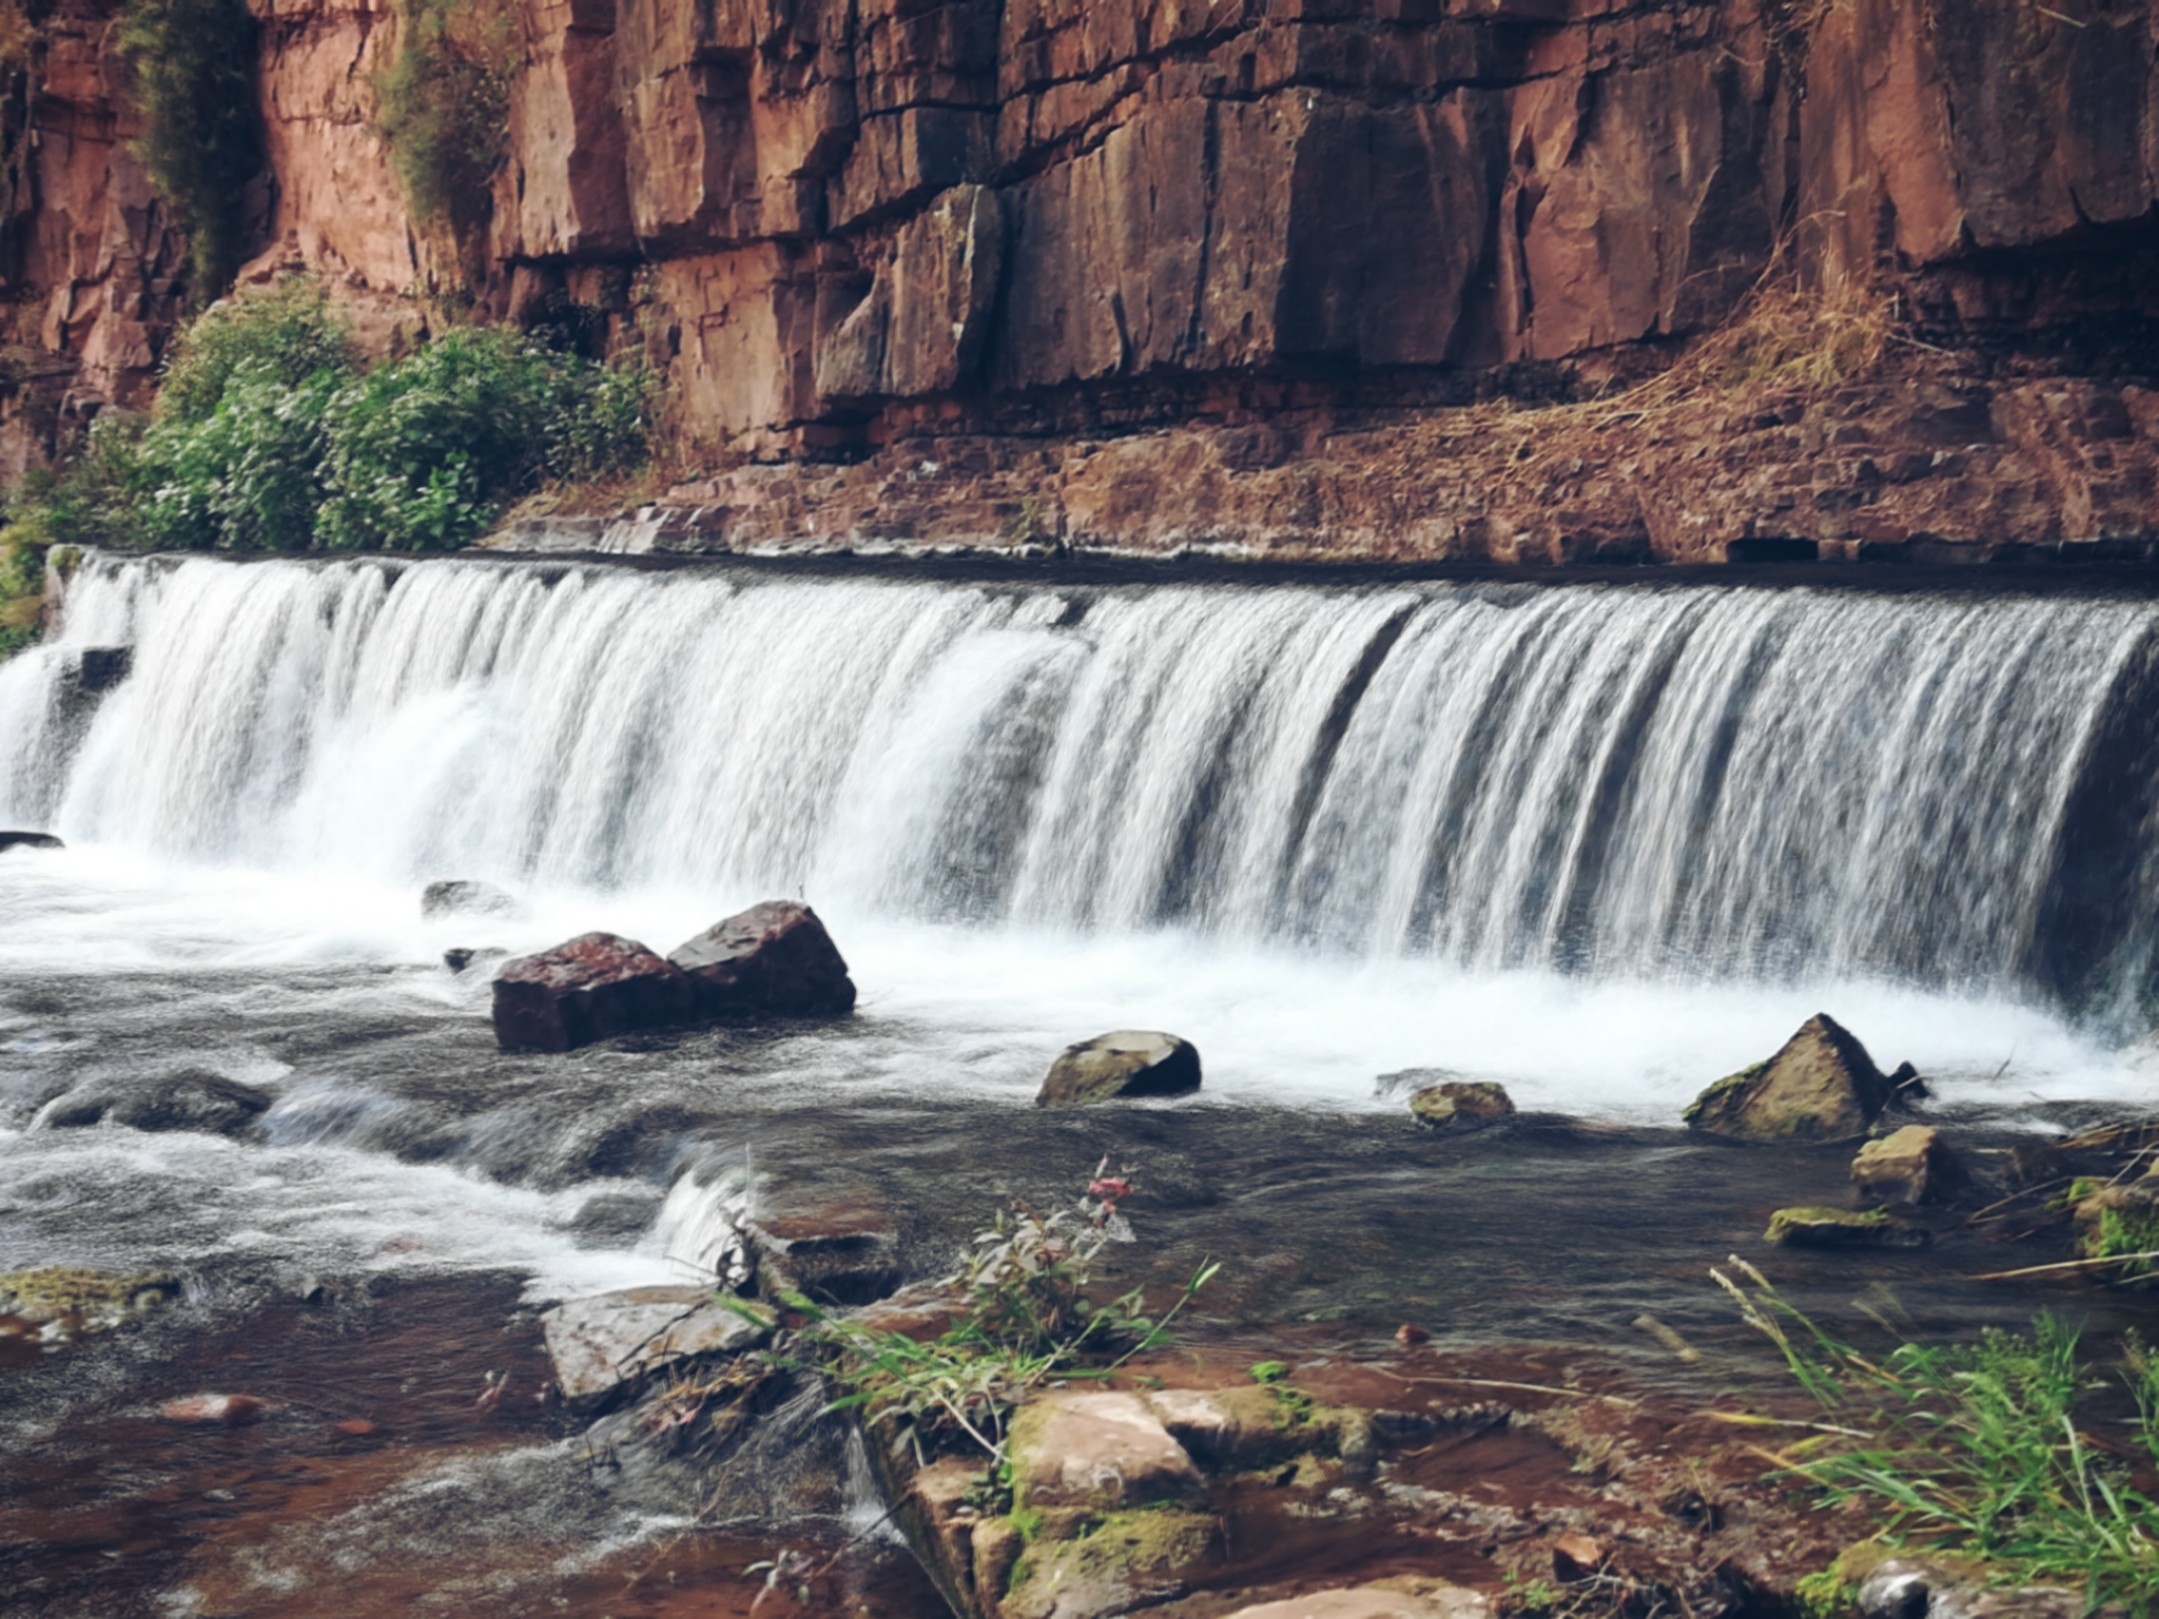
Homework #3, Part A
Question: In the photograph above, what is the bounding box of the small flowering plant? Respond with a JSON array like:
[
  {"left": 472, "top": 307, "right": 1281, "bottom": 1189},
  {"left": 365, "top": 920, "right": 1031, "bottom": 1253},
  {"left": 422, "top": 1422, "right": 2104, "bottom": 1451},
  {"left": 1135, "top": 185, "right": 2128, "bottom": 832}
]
[{"left": 763, "top": 1158, "right": 1218, "bottom": 1466}]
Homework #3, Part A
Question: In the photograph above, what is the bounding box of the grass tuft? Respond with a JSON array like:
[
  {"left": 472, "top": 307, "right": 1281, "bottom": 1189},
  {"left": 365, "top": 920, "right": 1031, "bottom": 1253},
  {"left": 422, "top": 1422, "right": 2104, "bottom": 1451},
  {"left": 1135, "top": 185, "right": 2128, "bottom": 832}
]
[{"left": 1719, "top": 1257, "right": 2159, "bottom": 1609}]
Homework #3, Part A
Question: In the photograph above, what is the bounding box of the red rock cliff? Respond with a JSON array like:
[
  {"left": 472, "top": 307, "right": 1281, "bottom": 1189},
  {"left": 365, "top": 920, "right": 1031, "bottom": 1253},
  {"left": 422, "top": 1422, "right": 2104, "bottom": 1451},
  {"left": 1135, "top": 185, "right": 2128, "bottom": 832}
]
[{"left": 4, "top": 0, "right": 2157, "bottom": 561}]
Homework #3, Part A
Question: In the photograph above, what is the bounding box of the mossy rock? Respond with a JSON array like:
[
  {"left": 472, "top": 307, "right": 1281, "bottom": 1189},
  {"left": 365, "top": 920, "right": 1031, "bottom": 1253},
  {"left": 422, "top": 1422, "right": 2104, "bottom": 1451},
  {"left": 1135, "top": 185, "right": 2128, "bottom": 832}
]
[
  {"left": 0, "top": 1266, "right": 181, "bottom": 1334},
  {"left": 1764, "top": 1206, "right": 1926, "bottom": 1249},
  {"left": 1685, "top": 1014, "right": 1896, "bottom": 1144},
  {"left": 1407, "top": 1081, "right": 1515, "bottom": 1131},
  {"left": 1000, "top": 1508, "right": 1219, "bottom": 1619},
  {"left": 1036, "top": 1031, "right": 1201, "bottom": 1108}
]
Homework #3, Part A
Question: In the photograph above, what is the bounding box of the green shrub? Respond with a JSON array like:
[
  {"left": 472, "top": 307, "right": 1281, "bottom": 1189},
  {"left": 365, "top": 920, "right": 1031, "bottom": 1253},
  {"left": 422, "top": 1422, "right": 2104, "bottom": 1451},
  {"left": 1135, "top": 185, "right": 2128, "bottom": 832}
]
[
  {"left": 376, "top": 0, "right": 518, "bottom": 242},
  {"left": 116, "top": 0, "right": 263, "bottom": 294},
  {"left": 316, "top": 326, "right": 650, "bottom": 551},
  {"left": 159, "top": 277, "right": 355, "bottom": 425},
  {"left": 6, "top": 282, "right": 648, "bottom": 556}
]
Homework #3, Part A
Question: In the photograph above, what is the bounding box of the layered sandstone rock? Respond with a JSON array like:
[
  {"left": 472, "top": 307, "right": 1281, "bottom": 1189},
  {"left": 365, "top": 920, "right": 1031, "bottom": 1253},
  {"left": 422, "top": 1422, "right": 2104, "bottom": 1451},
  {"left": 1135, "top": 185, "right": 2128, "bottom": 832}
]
[{"left": 3, "top": 0, "right": 2156, "bottom": 559}]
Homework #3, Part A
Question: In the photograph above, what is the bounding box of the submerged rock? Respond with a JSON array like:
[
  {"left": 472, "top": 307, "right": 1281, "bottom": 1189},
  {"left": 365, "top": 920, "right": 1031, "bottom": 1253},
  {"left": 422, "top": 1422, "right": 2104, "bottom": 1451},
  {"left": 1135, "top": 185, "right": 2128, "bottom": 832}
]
[
  {"left": 491, "top": 932, "right": 697, "bottom": 1053},
  {"left": 1851, "top": 1125, "right": 1963, "bottom": 1205},
  {"left": 0, "top": 830, "right": 63, "bottom": 854},
  {"left": 420, "top": 878, "right": 520, "bottom": 920},
  {"left": 667, "top": 899, "right": 856, "bottom": 1018},
  {"left": 1407, "top": 1081, "right": 1515, "bottom": 1131},
  {"left": 1684, "top": 1014, "right": 1897, "bottom": 1144},
  {"left": 1037, "top": 1030, "right": 1202, "bottom": 1107},
  {"left": 443, "top": 945, "right": 509, "bottom": 977},
  {"left": 34, "top": 1068, "right": 271, "bottom": 1137},
  {"left": 539, "top": 1284, "right": 772, "bottom": 1407},
  {"left": 1765, "top": 1206, "right": 1927, "bottom": 1248}
]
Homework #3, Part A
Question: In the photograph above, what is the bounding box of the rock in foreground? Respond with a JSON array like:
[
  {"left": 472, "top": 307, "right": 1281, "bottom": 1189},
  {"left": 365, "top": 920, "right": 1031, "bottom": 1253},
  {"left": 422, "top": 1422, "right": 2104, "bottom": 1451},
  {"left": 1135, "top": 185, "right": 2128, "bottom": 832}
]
[
  {"left": 1037, "top": 1030, "right": 1202, "bottom": 1107},
  {"left": 539, "top": 1285, "right": 772, "bottom": 1407},
  {"left": 667, "top": 900, "right": 856, "bottom": 1018},
  {"left": 492, "top": 932, "right": 697, "bottom": 1053},
  {"left": 1408, "top": 1082, "right": 1515, "bottom": 1131},
  {"left": 0, "top": 830, "right": 63, "bottom": 854},
  {"left": 1684, "top": 1014, "right": 1897, "bottom": 1144},
  {"left": 1852, "top": 1125, "right": 1963, "bottom": 1206}
]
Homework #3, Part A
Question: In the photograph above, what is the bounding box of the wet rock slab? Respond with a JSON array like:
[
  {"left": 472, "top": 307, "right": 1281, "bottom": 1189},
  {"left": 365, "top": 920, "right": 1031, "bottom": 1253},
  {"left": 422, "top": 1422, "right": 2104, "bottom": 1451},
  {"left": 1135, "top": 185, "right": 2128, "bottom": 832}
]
[{"left": 539, "top": 1284, "right": 771, "bottom": 1406}]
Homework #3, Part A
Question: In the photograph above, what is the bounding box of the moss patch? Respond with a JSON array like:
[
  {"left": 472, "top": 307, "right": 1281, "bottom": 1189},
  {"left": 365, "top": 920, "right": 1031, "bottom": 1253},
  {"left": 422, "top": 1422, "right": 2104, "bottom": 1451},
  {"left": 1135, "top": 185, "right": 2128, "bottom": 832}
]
[
  {"left": 1000, "top": 1509, "right": 1218, "bottom": 1619},
  {"left": 0, "top": 1265, "right": 180, "bottom": 1333},
  {"left": 1682, "top": 1063, "right": 1764, "bottom": 1125}
]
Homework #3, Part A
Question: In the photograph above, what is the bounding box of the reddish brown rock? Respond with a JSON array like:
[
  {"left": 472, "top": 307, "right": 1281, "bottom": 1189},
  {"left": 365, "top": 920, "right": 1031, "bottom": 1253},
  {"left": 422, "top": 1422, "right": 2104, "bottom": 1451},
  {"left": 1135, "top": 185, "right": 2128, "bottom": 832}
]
[
  {"left": 7, "top": 0, "right": 2159, "bottom": 563},
  {"left": 666, "top": 900, "right": 856, "bottom": 1019},
  {"left": 491, "top": 931, "right": 697, "bottom": 1053}
]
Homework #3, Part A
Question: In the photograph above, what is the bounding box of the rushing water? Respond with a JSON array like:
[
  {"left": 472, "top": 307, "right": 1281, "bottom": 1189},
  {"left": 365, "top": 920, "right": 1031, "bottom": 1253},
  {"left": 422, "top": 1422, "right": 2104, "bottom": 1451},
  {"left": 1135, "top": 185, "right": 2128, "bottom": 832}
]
[
  {"left": 7, "top": 553, "right": 2159, "bottom": 1000},
  {"left": 9, "top": 552, "right": 2159, "bottom": 1615}
]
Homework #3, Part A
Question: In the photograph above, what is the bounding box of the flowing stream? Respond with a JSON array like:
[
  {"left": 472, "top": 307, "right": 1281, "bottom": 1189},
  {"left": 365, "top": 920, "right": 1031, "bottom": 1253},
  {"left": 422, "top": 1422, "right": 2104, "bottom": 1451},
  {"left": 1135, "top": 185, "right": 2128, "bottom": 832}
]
[{"left": 6, "top": 552, "right": 2159, "bottom": 1615}]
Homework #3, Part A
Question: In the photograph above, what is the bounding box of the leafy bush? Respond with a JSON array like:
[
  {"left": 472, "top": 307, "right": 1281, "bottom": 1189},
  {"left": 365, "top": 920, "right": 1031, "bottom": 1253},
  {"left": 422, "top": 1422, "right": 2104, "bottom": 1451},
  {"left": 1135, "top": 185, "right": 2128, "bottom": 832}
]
[
  {"left": 316, "top": 326, "right": 650, "bottom": 551},
  {"left": 376, "top": 0, "right": 518, "bottom": 241},
  {"left": 0, "top": 526, "right": 41, "bottom": 659},
  {"left": 158, "top": 277, "right": 355, "bottom": 425},
  {"left": 116, "top": 0, "right": 263, "bottom": 294},
  {"left": 1720, "top": 1258, "right": 2159, "bottom": 1609},
  {"left": 5, "top": 280, "right": 651, "bottom": 557}
]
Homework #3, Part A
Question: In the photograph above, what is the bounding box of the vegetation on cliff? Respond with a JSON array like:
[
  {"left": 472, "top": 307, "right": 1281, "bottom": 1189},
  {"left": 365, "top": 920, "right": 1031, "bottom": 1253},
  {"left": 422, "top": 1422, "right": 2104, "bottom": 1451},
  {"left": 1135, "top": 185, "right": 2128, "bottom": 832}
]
[
  {"left": 376, "top": 0, "right": 519, "bottom": 268},
  {"left": 0, "top": 278, "right": 649, "bottom": 653},
  {"left": 116, "top": 0, "right": 264, "bottom": 294}
]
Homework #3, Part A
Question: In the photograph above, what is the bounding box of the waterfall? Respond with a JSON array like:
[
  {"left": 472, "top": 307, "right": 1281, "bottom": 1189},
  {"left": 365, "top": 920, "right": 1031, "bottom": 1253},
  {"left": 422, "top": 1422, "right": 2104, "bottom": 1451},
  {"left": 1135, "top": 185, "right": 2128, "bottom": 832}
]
[{"left": 7, "top": 552, "right": 2159, "bottom": 1014}]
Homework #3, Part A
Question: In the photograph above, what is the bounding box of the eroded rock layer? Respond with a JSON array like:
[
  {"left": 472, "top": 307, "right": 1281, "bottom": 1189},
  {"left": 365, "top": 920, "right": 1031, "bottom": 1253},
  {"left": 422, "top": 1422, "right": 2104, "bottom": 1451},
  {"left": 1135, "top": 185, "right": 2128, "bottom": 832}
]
[{"left": 4, "top": 0, "right": 2157, "bottom": 559}]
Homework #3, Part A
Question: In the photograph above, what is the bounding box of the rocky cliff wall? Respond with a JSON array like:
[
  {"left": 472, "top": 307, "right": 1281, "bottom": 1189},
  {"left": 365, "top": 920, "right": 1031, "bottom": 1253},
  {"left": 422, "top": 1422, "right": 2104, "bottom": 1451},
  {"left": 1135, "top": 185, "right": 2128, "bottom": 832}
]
[{"left": 3, "top": 0, "right": 2157, "bottom": 561}]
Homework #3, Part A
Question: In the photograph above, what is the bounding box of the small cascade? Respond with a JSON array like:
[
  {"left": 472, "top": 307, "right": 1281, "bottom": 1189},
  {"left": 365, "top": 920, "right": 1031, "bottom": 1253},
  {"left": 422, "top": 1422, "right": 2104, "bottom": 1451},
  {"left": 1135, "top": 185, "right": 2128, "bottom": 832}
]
[{"left": 7, "top": 552, "right": 2159, "bottom": 1014}]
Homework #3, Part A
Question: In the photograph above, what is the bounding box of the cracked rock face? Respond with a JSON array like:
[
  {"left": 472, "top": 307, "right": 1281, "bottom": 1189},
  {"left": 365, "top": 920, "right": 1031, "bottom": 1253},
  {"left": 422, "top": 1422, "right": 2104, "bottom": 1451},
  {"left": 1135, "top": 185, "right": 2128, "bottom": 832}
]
[{"left": 9, "top": 0, "right": 2159, "bottom": 497}]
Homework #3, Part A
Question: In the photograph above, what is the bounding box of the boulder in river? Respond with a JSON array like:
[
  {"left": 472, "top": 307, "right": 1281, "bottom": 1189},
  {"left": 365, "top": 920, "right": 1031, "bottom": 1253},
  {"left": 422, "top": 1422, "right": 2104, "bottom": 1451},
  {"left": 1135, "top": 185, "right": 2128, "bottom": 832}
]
[
  {"left": 1407, "top": 1081, "right": 1515, "bottom": 1131},
  {"left": 1683, "top": 1014, "right": 1897, "bottom": 1144},
  {"left": 539, "top": 1284, "right": 772, "bottom": 1408},
  {"left": 667, "top": 900, "right": 856, "bottom": 1018},
  {"left": 1037, "top": 1030, "right": 1202, "bottom": 1107},
  {"left": 0, "top": 831, "right": 63, "bottom": 854},
  {"left": 420, "top": 878, "right": 520, "bottom": 920},
  {"left": 1851, "top": 1125, "right": 1963, "bottom": 1205},
  {"left": 491, "top": 932, "right": 697, "bottom": 1053},
  {"left": 443, "top": 946, "right": 509, "bottom": 977},
  {"left": 34, "top": 1068, "right": 271, "bottom": 1137}
]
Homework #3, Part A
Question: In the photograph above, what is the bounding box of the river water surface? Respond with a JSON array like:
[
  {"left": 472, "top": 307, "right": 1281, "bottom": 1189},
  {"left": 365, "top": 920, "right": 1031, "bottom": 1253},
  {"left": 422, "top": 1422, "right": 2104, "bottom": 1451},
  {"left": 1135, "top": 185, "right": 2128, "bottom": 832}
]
[{"left": 6, "top": 554, "right": 2159, "bottom": 1615}]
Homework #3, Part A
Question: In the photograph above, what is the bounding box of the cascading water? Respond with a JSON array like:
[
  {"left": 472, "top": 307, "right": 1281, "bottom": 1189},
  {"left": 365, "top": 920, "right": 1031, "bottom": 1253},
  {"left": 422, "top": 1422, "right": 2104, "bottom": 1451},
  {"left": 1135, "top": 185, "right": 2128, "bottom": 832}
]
[
  {"left": 11, "top": 551, "right": 2159, "bottom": 1619},
  {"left": 7, "top": 551, "right": 2158, "bottom": 1017}
]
